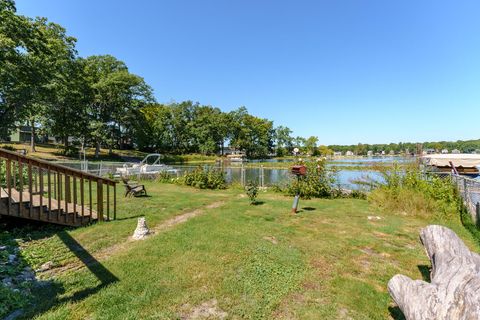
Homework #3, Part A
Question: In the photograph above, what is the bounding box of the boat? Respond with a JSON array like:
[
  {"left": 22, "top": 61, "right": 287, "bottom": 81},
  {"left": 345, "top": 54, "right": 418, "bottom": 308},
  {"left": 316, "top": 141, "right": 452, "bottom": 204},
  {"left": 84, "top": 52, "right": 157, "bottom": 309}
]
[
  {"left": 116, "top": 154, "right": 178, "bottom": 176},
  {"left": 421, "top": 154, "right": 480, "bottom": 177},
  {"left": 226, "top": 154, "right": 247, "bottom": 163}
]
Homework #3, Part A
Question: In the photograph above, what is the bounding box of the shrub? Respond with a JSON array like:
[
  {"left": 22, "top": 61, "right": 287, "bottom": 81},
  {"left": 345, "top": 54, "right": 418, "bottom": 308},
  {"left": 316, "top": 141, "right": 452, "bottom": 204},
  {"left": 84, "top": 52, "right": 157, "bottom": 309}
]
[
  {"left": 0, "top": 145, "right": 16, "bottom": 151},
  {"left": 245, "top": 181, "right": 259, "bottom": 204},
  {"left": 367, "top": 163, "right": 460, "bottom": 219},
  {"left": 59, "top": 145, "right": 79, "bottom": 157},
  {"left": 0, "top": 161, "right": 28, "bottom": 189},
  {"left": 284, "top": 159, "right": 336, "bottom": 199},
  {"left": 183, "top": 166, "right": 226, "bottom": 189}
]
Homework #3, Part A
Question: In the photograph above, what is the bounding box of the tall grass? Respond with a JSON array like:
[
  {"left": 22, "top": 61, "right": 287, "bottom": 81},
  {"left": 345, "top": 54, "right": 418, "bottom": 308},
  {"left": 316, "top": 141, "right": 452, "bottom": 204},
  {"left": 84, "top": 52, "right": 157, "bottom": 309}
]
[{"left": 366, "top": 163, "right": 460, "bottom": 219}]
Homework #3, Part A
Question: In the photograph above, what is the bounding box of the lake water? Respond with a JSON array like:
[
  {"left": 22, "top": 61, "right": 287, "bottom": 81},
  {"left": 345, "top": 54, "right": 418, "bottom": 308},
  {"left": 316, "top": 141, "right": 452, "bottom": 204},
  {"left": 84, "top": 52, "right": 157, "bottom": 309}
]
[{"left": 54, "top": 156, "right": 411, "bottom": 190}]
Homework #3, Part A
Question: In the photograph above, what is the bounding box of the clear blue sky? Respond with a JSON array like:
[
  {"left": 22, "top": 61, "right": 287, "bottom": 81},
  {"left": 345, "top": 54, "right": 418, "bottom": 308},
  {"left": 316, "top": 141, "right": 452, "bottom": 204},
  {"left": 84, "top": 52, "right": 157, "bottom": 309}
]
[{"left": 17, "top": 0, "right": 480, "bottom": 145}]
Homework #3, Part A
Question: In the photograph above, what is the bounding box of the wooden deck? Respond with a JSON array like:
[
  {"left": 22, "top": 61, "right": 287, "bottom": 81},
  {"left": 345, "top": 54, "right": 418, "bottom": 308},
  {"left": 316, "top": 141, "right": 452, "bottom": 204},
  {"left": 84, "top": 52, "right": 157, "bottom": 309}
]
[
  {"left": 1, "top": 147, "right": 116, "bottom": 227},
  {"left": 0, "top": 187, "right": 97, "bottom": 226}
]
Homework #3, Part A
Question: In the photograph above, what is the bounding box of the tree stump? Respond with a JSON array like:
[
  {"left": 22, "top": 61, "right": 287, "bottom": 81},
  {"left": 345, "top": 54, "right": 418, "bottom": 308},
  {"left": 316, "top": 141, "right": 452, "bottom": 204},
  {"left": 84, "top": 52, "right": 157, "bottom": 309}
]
[{"left": 388, "top": 225, "right": 480, "bottom": 320}]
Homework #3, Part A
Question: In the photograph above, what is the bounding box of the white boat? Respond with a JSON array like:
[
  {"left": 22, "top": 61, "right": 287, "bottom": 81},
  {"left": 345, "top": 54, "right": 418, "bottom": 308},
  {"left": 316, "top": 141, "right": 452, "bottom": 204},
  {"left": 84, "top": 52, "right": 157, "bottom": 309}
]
[{"left": 116, "top": 154, "right": 178, "bottom": 176}]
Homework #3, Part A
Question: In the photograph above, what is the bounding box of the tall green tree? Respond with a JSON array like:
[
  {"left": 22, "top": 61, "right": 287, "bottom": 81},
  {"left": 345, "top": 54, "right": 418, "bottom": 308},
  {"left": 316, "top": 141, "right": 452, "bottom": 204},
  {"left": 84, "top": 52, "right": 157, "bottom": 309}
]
[
  {"left": 83, "top": 55, "right": 153, "bottom": 157},
  {"left": 274, "top": 125, "right": 293, "bottom": 156}
]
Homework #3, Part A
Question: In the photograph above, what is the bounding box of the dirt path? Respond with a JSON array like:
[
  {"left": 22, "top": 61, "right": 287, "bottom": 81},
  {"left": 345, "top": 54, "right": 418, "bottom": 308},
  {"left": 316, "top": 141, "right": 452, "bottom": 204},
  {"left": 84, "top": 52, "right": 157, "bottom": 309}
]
[{"left": 40, "top": 200, "right": 226, "bottom": 277}]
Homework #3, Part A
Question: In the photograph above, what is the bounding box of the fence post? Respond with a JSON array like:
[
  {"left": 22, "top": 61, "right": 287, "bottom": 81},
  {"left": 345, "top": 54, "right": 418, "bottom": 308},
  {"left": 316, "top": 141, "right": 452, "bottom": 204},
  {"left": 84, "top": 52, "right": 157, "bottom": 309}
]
[{"left": 476, "top": 202, "right": 480, "bottom": 228}]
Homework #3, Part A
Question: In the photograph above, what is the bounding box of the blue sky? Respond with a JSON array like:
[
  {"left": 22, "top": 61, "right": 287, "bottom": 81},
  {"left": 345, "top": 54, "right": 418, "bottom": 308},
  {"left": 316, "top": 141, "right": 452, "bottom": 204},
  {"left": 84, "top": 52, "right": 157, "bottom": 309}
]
[{"left": 17, "top": 0, "right": 480, "bottom": 145}]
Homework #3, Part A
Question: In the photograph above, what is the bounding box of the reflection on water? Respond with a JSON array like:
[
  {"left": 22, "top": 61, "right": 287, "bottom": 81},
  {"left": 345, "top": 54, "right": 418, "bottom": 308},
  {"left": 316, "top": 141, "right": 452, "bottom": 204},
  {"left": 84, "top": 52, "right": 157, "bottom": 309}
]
[{"left": 55, "top": 160, "right": 387, "bottom": 190}]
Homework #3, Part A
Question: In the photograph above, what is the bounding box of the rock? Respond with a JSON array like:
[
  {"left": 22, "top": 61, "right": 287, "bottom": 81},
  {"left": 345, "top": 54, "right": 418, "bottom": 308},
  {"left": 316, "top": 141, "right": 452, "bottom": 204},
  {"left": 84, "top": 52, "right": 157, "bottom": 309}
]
[
  {"left": 2, "top": 277, "right": 13, "bottom": 287},
  {"left": 17, "top": 270, "right": 35, "bottom": 282},
  {"left": 0, "top": 245, "right": 7, "bottom": 251},
  {"left": 367, "top": 216, "right": 382, "bottom": 220},
  {"left": 8, "top": 254, "right": 16, "bottom": 263},
  {"left": 4, "top": 309, "right": 23, "bottom": 320},
  {"left": 132, "top": 217, "right": 150, "bottom": 240},
  {"left": 36, "top": 261, "right": 54, "bottom": 272}
]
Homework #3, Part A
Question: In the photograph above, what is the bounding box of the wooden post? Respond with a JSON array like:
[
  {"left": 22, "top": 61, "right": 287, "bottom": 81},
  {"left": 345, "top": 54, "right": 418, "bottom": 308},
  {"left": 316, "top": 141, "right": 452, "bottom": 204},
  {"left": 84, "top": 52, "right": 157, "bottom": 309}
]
[
  {"left": 80, "top": 177, "right": 84, "bottom": 219},
  {"left": 47, "top": 168, "right": 51, "bottom": 221},
  {"left": 113, "top": 183, "right": 117, "bottom": 220},
  {"left": 476, "top": 202, "right": 480, "bottom": 228},
  {"left": 73, "top": 176, "right": 77, "bottom": 225},
  {"left": 6, "top": 160, "right": 11, "bottom": 215},
  {"left": 18, "top": 160, "right": 23, "bottom": 217},
  {"left": 28, "top": 162, "right": 32, "bottom": 218},
  {"left": 106, "top": 184, "right": 110, "bottom": 221},
  {"left": 97, "top": 180, "right": 104, "bottom": 222},
  {"left": 39, "top": 167, "right": 43, "bottom": 220}
]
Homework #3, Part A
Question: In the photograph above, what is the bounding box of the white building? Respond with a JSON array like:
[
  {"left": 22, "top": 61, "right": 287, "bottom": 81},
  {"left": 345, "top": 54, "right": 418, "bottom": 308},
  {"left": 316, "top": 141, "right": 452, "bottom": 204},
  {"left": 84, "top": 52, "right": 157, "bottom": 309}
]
[
  {"left": 441, "top": 149, "right": 449, "bottom": 154},
  {"left": 345, "top": 150, "right": 354, "bottom": 156}
]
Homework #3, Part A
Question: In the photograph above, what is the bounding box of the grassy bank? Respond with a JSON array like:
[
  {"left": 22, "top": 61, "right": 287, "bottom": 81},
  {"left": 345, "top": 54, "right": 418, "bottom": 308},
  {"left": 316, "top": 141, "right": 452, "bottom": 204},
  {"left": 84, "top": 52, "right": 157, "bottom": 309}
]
[{"left": 1, "top": 182, "right": 477, "bottom": 319}]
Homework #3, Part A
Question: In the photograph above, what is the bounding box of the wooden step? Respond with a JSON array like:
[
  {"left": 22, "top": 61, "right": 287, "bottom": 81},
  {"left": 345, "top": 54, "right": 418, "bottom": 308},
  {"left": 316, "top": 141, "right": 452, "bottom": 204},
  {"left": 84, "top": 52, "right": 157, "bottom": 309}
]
[{"left": 0, "top": 188, "right": 98, "bottom": 226}]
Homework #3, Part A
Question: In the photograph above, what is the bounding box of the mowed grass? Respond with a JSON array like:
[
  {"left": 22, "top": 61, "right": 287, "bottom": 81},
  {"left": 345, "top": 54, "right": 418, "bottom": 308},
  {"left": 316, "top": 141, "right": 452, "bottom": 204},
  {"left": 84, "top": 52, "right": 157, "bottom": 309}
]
[{"left": 9, "top": 183, "right": 479, "bottom": 319}]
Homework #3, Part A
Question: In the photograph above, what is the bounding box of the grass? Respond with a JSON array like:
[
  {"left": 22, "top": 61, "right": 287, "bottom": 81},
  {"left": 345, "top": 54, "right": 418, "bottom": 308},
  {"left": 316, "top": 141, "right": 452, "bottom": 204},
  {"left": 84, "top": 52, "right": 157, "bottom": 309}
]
[
  {"left": 1, "top": 143, "right": 148, "bottom": 162},
  {"left": 1, "top": 182, "right": 478, "bottom": 319}
]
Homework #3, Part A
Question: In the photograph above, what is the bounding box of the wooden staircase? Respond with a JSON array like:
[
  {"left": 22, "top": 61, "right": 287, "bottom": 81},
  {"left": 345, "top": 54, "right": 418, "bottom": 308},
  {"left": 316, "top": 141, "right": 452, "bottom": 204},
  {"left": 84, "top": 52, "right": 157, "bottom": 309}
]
[{"left": 0, "top": 148, "right": 117, "bottom": 227}]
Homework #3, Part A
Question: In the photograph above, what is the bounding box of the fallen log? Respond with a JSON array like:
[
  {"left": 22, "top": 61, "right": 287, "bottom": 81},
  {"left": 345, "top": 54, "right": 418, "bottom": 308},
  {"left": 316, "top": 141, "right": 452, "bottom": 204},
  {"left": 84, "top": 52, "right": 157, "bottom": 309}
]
[{"left": 388, "top": 225, "right": 480, "bottom": 320}]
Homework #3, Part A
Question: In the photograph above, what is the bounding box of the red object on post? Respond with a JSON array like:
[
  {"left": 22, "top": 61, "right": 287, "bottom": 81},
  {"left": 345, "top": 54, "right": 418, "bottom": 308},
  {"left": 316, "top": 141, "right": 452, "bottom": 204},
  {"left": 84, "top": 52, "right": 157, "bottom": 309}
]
[{"left": 291, "top": 165, "right": 307, "bottom": 176}]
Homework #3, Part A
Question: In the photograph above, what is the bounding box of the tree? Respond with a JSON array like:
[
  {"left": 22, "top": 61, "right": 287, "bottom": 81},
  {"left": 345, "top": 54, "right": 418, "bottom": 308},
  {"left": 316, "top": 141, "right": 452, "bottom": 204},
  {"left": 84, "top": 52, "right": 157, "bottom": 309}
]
[
  {"left": 83, "top": 55, "right": 153, "bottom": 157},
  {"left": 304, "top": 136, "right": 318, "bottom": 155},
  {"left": 229, "top": 107, "right": 274, "bottom": 158},
  {"left": 274, "top": 126, "right": 293, "bottom": 156}
]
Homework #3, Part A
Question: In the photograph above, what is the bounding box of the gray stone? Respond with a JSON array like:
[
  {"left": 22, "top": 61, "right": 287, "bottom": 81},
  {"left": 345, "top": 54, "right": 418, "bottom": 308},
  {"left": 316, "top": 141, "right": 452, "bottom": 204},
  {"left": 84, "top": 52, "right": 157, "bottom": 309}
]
[
  {"left": 132, "top": 217, "right": 150, "bottom": 240},
  {"left": 0, "top": 245, "right": 7, "bottom": 251},
  {"left": 2, "top": 277, "right": 13, "bottom": 287},
  {"left": 8, "top": 254, "right": 16, "bottom": 263},
  {"left": 36, "top": 261, "right": 53, "bottom": 272}
]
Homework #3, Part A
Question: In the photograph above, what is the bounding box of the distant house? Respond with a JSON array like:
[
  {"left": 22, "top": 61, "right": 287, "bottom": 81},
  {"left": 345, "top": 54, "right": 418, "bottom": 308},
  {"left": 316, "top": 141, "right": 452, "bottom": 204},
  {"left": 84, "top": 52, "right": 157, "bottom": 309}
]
[
  {"left": 425, "top": 148, "right": 436, "bottom": 155},
  {"left": 451, "top": 149, "right": 461, "bottom": 154},
  {"left": 345, "top": 150, "right": 354, "bottom": 156},
  {"left": 333, "top": 151, "right": 342, "bottom": 156},
  {"left": 367, "top": 150, "right": 373, "bottom": 156},
  {"left": 8, "top": 126, "right": 41, "bottom": 143},
  {"left": 441, "top": 149, "right": 449, "bottom": 154},
  {"left": 389, "top": 150, "right": 395, "bottom": 155},
  {"left": 381, "top": 150, "right": 386, "bottom": 155}
]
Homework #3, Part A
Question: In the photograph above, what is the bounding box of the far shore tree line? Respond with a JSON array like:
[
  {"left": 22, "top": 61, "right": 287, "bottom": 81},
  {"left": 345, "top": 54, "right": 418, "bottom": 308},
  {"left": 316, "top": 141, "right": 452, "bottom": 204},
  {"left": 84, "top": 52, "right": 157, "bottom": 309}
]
[{"left": 1, "top": 1, "right": 479, "bottom": 159}]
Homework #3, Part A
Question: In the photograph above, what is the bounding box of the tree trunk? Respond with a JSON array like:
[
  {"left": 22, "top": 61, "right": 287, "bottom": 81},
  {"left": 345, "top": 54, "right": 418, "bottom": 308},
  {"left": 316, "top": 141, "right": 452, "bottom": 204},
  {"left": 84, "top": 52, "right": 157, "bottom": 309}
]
[
  {"left": 30, "top": 120, "right": 36, "bottom": 153},
  {"left": 95, "top": 141, "right": 100, "bottom": 158},
  {"left": 388, "top": 225, "right": 480, "bottom": 319}
]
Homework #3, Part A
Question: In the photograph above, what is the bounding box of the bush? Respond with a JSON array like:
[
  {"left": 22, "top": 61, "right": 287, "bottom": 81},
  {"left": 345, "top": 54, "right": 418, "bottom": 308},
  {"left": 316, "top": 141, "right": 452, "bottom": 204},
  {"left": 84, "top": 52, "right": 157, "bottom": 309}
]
[
  {"left": 245, "top": 181, "right": 259, "bottom": 204},
  {"left": 183, "top": 166, "right": 226, "bottom": 189},
  {"left": 284, "top": 159, "right": 336, "bottom": 199},
  {"left": 367, "top": 163, "right": 460, "bottom": 219},
  {"left": 0, "top": 145, "right": 16, "bottom": 151},
  {"left": 59, "top": 145, "right": 79, "bottom": 157},
  {"left": 0, "top": 161, "right": 28, "bottom": 189}
]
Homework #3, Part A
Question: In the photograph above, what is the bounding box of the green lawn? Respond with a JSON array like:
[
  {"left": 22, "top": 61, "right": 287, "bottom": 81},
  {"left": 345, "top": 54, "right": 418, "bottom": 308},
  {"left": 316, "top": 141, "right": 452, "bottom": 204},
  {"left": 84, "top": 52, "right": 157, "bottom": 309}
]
[{"left": 2, "top": 182, "right": 478, "bottom": 319}]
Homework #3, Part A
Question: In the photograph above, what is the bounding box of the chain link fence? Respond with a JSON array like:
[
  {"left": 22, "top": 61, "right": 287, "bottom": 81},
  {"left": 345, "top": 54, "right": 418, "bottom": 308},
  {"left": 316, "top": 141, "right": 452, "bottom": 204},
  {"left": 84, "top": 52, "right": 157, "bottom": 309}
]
[{"left": 451, "top": 174, "right": 480, "bottom": 223}]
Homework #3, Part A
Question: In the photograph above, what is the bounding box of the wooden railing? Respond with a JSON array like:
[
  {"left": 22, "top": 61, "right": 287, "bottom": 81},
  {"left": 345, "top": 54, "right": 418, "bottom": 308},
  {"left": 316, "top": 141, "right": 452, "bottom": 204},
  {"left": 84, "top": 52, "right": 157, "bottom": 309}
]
[{"left": 0, "top": 148, "right": 116, "bottom": 226}]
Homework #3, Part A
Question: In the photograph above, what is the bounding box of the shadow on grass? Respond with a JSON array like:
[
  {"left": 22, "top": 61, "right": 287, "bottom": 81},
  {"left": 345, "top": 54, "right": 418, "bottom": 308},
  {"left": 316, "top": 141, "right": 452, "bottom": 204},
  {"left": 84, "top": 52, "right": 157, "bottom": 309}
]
[
  {"left": 0, "top": 218, "right": 118, "bottom": 319},
  {"left": 417, "top": 265, "right": 431, "bottom": 282},
  {"left": 302, "top": 207, "right": 316, "bottom": 211},
  {"left": 388, "top": 306, "right": 406, "bottom": 320},
  {"left": 251, "top": 201, "right": 265, "bottom": 206}
]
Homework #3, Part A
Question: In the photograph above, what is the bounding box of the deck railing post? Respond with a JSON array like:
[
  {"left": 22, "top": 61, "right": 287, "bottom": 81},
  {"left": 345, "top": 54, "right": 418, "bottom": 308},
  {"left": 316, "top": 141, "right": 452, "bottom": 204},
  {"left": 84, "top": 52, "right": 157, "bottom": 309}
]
[
  {"left": 0, "top": 149, "right": 116, "bottom": 226},
  {"left": 6, "top": 160, "right": 11, "bottom": 215},
  {"left": 97, "top": 180, "right": 104, "bottom": 222}
]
